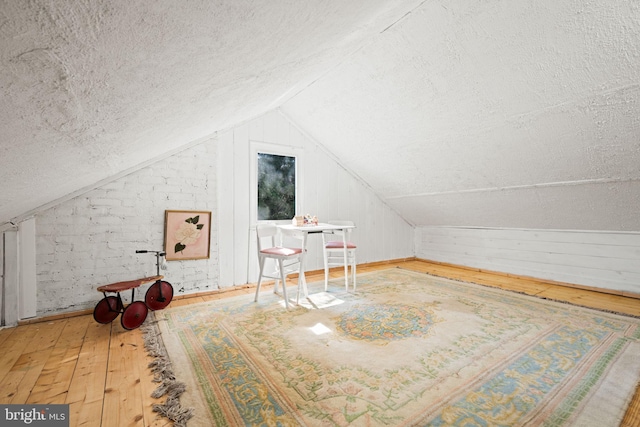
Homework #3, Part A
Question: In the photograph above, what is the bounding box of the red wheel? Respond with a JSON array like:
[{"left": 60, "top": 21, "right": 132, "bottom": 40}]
[
  {"left": 93, "top": 296, "right": 120, "bottom": 324},
  {"left": 121, "top": 301, "right": 148, "bottom": 330},
  {"left": 145, "top": 281, "right": 174, "bottom": 310}
]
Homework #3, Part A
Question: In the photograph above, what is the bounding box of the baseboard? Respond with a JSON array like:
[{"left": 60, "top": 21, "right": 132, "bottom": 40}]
[{"left": 18, "top": 308, "right": 94, "bottom": 326}]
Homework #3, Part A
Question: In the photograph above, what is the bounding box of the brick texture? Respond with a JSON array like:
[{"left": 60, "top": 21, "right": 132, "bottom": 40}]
[{"left": 35, "top": 139, "right": 218, "bottom": 317}]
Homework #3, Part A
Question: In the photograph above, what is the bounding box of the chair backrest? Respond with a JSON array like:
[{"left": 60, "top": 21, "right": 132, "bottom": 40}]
[
  {"left": 280, "top": 226, "right": 307, "bottom": 251},
  {"left": 326, "top": 220, "right": 355, "bottom": 238},
  {"left": 256, "top": 223, "right": 307, "bottom": 252},
  {"left": 256, "top": 223, "right": 278, "bottom": 252}
]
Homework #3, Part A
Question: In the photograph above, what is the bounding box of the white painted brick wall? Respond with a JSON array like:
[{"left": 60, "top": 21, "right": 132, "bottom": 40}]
[{"left": 35, "top": 138, "right": 219, "bottom": 317}]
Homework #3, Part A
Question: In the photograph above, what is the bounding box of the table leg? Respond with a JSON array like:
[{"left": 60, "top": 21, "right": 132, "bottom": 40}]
[
  {"left": 298, "top": 250, "right": 309, "bottom": 298},
  {"left": 298, "top": 231, "right": 311, "bottom": 300}
]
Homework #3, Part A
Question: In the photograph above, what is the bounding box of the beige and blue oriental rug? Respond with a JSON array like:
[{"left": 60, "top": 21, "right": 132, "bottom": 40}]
[{"left": 147, "top": 268, "right": 640, "bottom": 426}]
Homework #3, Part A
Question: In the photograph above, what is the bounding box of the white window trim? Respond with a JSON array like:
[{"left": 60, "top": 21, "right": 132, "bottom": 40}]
[{"left": 249, "top": 141, "right": 304, "bottom": 225}]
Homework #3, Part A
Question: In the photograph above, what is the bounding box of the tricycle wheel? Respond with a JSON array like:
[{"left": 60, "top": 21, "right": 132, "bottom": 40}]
[
  {"left": 93, "top": 296, "right": 120, "bottom": 324},
  {"left": 145, "top": 280, "right": 174, "bottom": 310},
  {"left": 121, "top": 301, "right": 148, "bottom": 330}
]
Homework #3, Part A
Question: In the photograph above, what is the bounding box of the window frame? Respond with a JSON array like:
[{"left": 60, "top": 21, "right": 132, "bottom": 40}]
[{"left": 250, "top": 141, "right": 303, "bottom": 225}]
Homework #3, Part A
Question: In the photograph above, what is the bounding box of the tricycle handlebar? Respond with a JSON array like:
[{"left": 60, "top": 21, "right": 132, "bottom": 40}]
[{"left": 136, "top": 250, "right": 166, "bottom": 256}]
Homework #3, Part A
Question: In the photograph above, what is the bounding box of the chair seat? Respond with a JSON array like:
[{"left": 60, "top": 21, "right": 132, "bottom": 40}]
[
  {"left": 260, "top": 247, "right": 303, "bottom": 257},
  {"left": 325, "top": 241, "right": 357, "bottom": 249}
]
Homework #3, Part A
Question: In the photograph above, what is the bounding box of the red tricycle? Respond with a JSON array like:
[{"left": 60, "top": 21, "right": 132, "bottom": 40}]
[{"left": 93, "top": 250, "right": 174, "bottom": 330}]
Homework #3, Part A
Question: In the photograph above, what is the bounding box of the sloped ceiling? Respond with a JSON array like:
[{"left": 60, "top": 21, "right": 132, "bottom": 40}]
[
  {"left": 282, "top": 0, "right": 640, "bottom": 231},
  {"left": 1, "top": 1, "right": 639, "bottom": 231}
]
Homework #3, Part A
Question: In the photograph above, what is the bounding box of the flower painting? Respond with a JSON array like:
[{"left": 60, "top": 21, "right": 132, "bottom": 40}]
[{"left": 164, "top": 210, "right": 211, "bottom": 260}]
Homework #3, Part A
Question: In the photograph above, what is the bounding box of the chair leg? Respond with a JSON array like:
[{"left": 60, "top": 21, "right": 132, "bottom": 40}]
[
  {"left": 296, "top": 268, "right": 303, "bottom": 305},
  {"left": 352, "top": 252, "right": 357, "bottom": 291},
  {"left": 273, "top": 260, "right": 280, "bottom": 294},
  {"left": 278, "top": 259, "right": 289, "bottom": 309},
  {"left": 343, "top": 247, "right": 349, "bottom": 291},
  {"left": 323, "top": 247, "right": 329, "bottom": 291},
  {"left": 255, "top": 257, "right": 265, "bottom": 302}
]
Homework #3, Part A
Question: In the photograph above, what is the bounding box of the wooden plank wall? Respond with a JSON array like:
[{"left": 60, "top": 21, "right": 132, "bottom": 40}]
[
  {"left": 18, "top": 218, "right": 37, "bottom": 319},
  {"left": 415, "top": 226, "right": 640, "bottom": 295},
  {"left": 0, "top": 232, "right": 4, "bottom": 325},
  {"left": 2, "top": 230, "right": 19, "bottom": 326},
  {"left": 217, "top": 109, "right": 414, "bottom": 286}
]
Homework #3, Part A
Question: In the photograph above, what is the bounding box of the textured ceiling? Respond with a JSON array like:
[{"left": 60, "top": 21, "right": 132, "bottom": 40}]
[
  {"left": 1, "top": 0, "right": 639, "bottom": 231},
  {"left": 282, "top": 0, "right": 640, "bottom": 231},
  {"left": 0, "top": 0, "right": 423, "bottom": 225}
]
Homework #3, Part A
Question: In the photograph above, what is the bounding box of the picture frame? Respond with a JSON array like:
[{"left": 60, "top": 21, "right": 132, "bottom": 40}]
[{"left": 164, "top": 210, "right": 211, "bottom": 261}]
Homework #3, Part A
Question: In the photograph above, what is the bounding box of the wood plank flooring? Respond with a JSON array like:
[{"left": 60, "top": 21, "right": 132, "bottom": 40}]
[{"left": 1, "top": 259, "right": 639, "bottom": 426}]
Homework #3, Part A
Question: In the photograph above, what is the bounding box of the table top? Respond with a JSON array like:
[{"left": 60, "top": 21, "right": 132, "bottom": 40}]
[{"left": 278, "top": 222, "right": 355, "bottom": 232}]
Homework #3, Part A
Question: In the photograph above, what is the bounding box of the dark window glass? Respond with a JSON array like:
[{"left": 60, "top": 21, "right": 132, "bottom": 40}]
[{"left": 257, "top": 153, "right": 296, "bottom": 220}]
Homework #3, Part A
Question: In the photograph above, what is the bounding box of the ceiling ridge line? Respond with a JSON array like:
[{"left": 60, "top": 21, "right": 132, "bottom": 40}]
[
  {"left": 281, "top": 1, "right": 431, "bottom": 107},
  {"left": 379, "top": 0, "right": 429, "bottom": 34},
  {"left": 386, "top": 177, "right": 640, "bottom": 199},
  {"left": 505, "top": 82, "right": 640, "bottom": 123}
]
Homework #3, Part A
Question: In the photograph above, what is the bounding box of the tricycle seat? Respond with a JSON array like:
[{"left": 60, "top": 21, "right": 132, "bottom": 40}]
[{"left": 97, "top": 275, "right": 163, "bottom": 293}]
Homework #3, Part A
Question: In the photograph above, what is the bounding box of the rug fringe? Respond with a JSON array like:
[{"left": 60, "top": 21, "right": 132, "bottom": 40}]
[{"left": 141, "top": 316, "right": 194, "bottom": 426}]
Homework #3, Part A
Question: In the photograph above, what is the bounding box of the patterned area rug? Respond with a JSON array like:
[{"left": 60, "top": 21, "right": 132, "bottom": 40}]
[{"left": 150, "top": 268, "right": 640, "bottom": 426}]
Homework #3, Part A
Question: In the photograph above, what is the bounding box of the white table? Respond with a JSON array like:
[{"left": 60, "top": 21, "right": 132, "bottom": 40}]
[{"left": 277, "top": 223, "right": 355, "bottom": 300}]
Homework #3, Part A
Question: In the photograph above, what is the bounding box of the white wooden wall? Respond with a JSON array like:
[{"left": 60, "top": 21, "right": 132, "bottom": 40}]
[
  {"left": 0, "top": 233, "right": 3, "bottom": 324},
  {"left": 1, "top": 230, "right": 19, "bottom": 326},
  {"left": 18, "top": 218, "right": 37, "bottom": 319},
  {"left": 217, "top": 110, "right": 414, "bottom": 286},
  {"left": 416, "top": 226, "right": 640, "bottom": 295}
]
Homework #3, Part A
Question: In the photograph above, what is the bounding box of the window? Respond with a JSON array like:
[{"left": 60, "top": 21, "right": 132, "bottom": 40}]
[
  {"left": 250, "top": 142, "right": 303, "bottom": 224},
  {"left": 257, "top": 152, "right": 297, "bottom": 221}
]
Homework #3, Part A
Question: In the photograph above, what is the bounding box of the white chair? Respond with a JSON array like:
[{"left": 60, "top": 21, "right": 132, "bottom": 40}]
[
  {"left": 322, "top": 220, "right": 357, "bottom": 291},
  {"left": 254, "top": 223, "right": 307, "bottom": 308}
]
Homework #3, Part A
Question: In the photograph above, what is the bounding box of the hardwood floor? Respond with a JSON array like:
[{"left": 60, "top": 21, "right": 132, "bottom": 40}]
[{"left": 1, "top": 259, "right": 639, "bottom": 426}]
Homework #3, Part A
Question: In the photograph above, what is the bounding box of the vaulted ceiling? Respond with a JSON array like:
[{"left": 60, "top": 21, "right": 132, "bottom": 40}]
[{"left": 1, "top": 0, "right": 639, "bottom": 231}]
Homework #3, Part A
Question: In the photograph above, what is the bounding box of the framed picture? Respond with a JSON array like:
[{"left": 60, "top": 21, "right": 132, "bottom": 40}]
[{"left": 164, "top": 210, "right": 211, "bottom": 261}]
